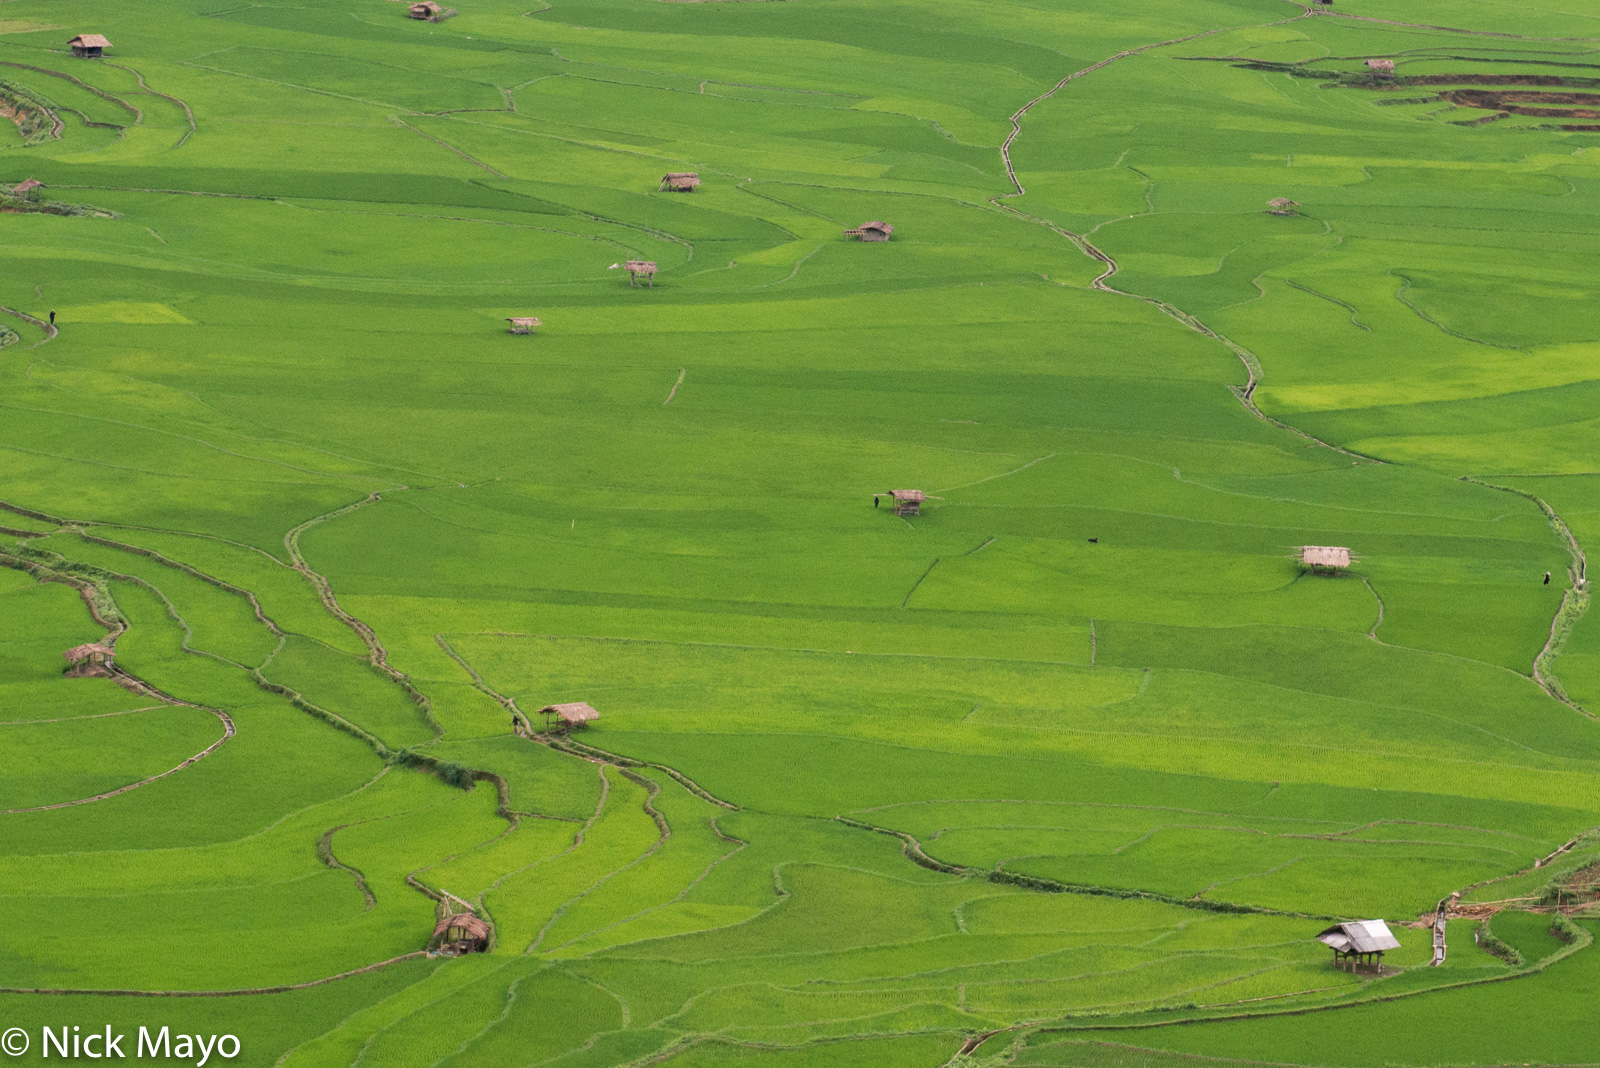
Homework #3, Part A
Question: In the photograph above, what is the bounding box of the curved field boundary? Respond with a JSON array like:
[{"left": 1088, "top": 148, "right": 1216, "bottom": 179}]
[
  {"left": 544, "top": 734, "right": 738, "bottom": 811},
  {"left": 0, "top": 303, "right": 58, "bottom": 348},
  {"left": 833, "top": 815, "right": 1341, "bottom": 920},
  {"left": 285, "top": 492, "right": 444, "bottom": 739},
  {"left": 0, "top": 952, "right": 431, "bottom": 998},
  {"left": 986, "top": 19, "right": 1377, "bottom": 465},
  {"left": 0, "top": 549, "right": 237, "bottom": 813},
  {"left": 104, "top": 61, "right": 196, "bottom": 148},
  {"left": 0, "top": 691, "right": 233, "bottom": 815},
  {"left": 1462, "top": 478, "right": 1590, "bottom": 713}
]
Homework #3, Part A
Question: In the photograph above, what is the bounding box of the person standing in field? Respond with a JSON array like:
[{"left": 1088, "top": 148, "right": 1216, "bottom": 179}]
[{"left": 48, "top": 310, "right": 55, "bottom": 326}]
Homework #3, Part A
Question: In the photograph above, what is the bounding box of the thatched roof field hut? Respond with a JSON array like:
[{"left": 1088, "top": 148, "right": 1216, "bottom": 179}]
[
  {"left": 505, "top": 317, "right": 542, "bottom": 334},
  {"left": 844, "top": 221, "right": 893, "bottom": 242},
  {"left": 660, "top": 172, "right": 700, "bottom": 192},
  {"left": 63, "top": 643, "right": 114, "bottom": 677},
  {"left": 11, "top": 179, "right": 43, "bottom": 196},
  {"left": 883, "top": 489, "right": 926, "bottom": 516},
  {"left": 431, "top": 912, "right": 490, "bottom": 954},
  {"left": 67, "top": 34, "right": 110, "bottom": 58},
  {"left": 610, "top": 260, "right": 658, "bottom": 287},
  {"left": 1317, "top": 919, "right": 1399, "bottom": 970},
  {"left": 1266, "top": 197, "right": 1299, "bottom": 215},
  {"left": 408, "top": 1, "right": 453, "bottom": 20},
  {"left": 1299, "top": 545, "right": 1351, "bottom": 573},
  {"left": 1366, "top": 59, "right": 1396, "bottom": 76},
  {"left": 539, "top": 702, "right": 599, "bottom": 731}
]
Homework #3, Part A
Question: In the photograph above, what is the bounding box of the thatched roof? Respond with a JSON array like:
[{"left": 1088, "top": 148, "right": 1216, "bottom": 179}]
[
  {"left": 660, "top": 172, "right": 701, "bottom": 189},
  {"left": 845, "top": 221, "right": 893, "bottom": 235},
  {"left": 12, "top": 179, "right": 42, "bottom": 194},
  {"left": 1267, "top": 197, "right": 1298, "bottom": 209},
  {"left": 888, "top": 490, "right": 926, "bottom": 503},
  {"left": 68, "top": 34, "right": 111, "bottom": 48},
  {"left": 63, "top": 643, "right": 114, "bottom": 662},
  {"left": 433, "top": 913, "right": 490, "bottom": 941},
  {"left": 624, "top": 260, "right": 656, "bottom": 272},
  {"left": 1300, "top": 545, "right": 1350, "bottom": 568},
  {"left": 1365, "top": 59, "right": 1396, "bottom": 74},
  {"left": 1318, "top": 920, "right": 1399, "bottom": 953},
  {"left": 540, "top": 702, "right": 599, "bottom": 724},
  {"left": 410, "top": 1, "right": 442, "bottom": 12},
  {"left": 506, "top": 317, "right": 542, "bottom": 327}
]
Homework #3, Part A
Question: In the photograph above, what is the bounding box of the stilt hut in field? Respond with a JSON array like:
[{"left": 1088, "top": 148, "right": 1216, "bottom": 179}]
[
  {"left": 884, "top": 489, "right": 926, "bottom": 517},
  {"left": 1299, "top": 545, "right": 1352, "bottom": 574},
  {"left": 660, "top": 172, "right": 701, "bottom": 192},
  {"left": 408, "top": 1, "right": 454, "bottom": 20},
  {"left": 1266, "top": 197, "right": 1299, "bottom": 216},
  {"left": 538, "top": 702, "right": 599, "bottom": 732},
  {"left": 843, "top": 221, "right": 893, "bottom": 242},
  {"left": 505, "top": 316, "right": 542, "bottom": 334},
  {"left": 11, "top": 179, "right": 43, "bottom": 197},
  {"left": 1365, "top": 59, "right": 1396, "bottom": 76},
  {"left": 610, "top": 261, "right": 658, "bottom": 287},
  {"left": 67, "top": 34, "right": 110, "bottom": 58},
  {"left": 63, "top": 643, "right": 115, "bottom": 677},
  {"left": 1317, "top": 919, "right": 1400, "bottom": 971},
  {"left": 431, "top": 912, "right": 490, "bottom": 954}
]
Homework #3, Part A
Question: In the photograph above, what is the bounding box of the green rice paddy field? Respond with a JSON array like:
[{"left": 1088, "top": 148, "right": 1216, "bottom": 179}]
[{"left": 2, "top": 0, "right": 1599, "bottom": 1063}]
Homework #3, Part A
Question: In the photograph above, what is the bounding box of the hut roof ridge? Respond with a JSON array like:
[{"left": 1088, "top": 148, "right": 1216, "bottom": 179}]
[
  {"left": 540, "top": 701, "right": 599, "bottom": 723},
  {"left": 1317, "top": 919, "right": 1399, "bottom": 953}
]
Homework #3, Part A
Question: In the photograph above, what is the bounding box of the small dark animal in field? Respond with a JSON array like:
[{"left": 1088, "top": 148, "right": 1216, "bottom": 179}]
[
  {"left": 1545, "top": 571, "right": 1552, "bottom": 585},
  {"left": 1088, "top": 537, "right": 1098, "bottom": 543}
]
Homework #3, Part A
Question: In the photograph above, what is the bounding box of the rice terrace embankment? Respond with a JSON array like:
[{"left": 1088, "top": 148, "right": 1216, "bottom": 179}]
[{"left": 2, "top": 0, "right": 1600, "bottom": 1064}]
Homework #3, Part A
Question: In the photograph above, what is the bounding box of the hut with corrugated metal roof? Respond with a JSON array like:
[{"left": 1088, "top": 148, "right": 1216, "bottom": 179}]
[
  {"left": 610, "top": 261, "right": 657, "bottom": 287},
  {"left": 844, "top": 221, "right": 893, "bottom": 242},
  {"left": 505, "top": 316, "right": 542, "bottom": 334},
  {"left": 67, "top": 34, "right": 110, "bottom": 58},
  {"left": 1299, "top": 545, "right": 1351, "bottom": 573},
  {"left": 1317, "top": 919, "right": 1400, "bottom": 970},
  {"left": 431, "top": 912, "right": 490, "bottom": 954},
  {"left": 1267, "top": 197, "right": 1299, "bottom": 216},
  {"left": 538, "top": 702, "right": 599, "bottom": 732},
  {"left": 1366, "top": 58, "right": 1396, "bottom": 76},
  {"left": 63, "top": 643, "right": 114, "bottom": 678},
  {"left": 660, "top": 172, "right": 700, "bottom": 192}
]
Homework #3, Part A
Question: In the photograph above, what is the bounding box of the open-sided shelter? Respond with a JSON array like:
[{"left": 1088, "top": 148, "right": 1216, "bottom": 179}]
[
  {"left": 610, "top": 261, "right": 658, "bottom": 287},
  {"left": 1266, "top": 197, "right": 1299, "bottom": 215},
  {"left": 884, "top": 489, "right": 926, "bottom": 516},
  {"left": 1299, "top": 545, "right": 1351, "bottom": 573},
  {"left": 505, "top": 317, "right": 542, "bottom": 334},
  {"left": 660, "top": 172, "right": 700, "bottom": 192},
  {"left": 844, "top": 221, "right": 893, "bottom": 242},
  {"left": 431, "top": 912, "right": 490, "bottom": 954},
  {"left": 1317, "top": 920, "right": 1400, "bottom": 970},
  {"left": 538, "top": 702, "right": 599, "bottom": 731},
  {"left": 63, "top": 643, "right": 114, "bottom": 677},
  {"left": 67, "top": 34, "right": 110, "bottom": 58},
  {"left": 1366, "top": 58, "right": 1396, "bottom": 76},
  {"left": 11, "top": 179, "right": 42, "bottom": 196}
]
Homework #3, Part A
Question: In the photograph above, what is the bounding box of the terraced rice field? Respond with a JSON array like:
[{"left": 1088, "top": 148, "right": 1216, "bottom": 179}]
[{"left": 2, "top": 0, "right": 1599, "bottom": 1064}]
